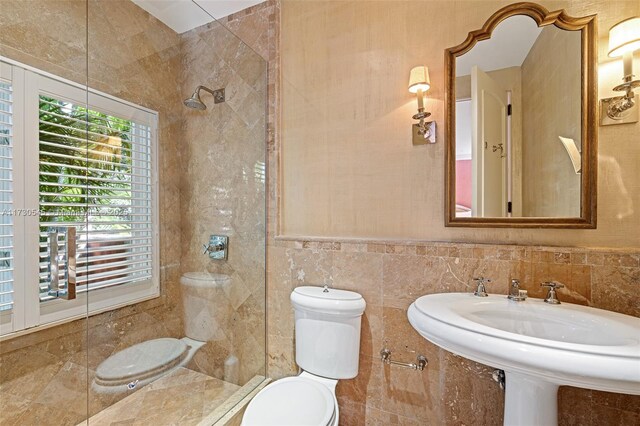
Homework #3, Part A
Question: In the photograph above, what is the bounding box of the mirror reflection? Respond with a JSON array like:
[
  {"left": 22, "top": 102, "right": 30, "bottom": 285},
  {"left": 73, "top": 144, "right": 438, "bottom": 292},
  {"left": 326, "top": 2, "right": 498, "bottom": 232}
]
[{"left": 454, "top": 16, "right": 582, "bottom": 218}]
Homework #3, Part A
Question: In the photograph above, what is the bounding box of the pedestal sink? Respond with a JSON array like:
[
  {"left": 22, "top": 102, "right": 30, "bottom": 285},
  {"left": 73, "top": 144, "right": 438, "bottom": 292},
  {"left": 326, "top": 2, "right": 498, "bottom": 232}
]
[{"left": 407, "top": 293, "right": 640, "bottom": 426}]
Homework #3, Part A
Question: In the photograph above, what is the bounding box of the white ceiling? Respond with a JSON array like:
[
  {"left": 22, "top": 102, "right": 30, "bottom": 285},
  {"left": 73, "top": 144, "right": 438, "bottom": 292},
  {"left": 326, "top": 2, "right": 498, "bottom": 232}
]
[
  {"left": 132, "top": 0, "right": 266, "bottom": 34},
  {"left": 456, "top": 15, "right": 543, "bottom": 77}
]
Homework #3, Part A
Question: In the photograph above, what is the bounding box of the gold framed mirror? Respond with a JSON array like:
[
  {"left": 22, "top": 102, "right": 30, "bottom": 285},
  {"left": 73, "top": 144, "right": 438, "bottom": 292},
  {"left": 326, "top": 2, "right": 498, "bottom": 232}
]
[{"left": 445, "top": 2, "right": 597, "bottom": 228}]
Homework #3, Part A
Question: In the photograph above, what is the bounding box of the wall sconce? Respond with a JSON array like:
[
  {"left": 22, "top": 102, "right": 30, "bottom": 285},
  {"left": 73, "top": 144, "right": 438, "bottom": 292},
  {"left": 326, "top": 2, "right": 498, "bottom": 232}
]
[
  {"left": 601, "top": 17, "right": 640, "bottom": 126},
  {"left": 409, "top": 66, "right": 436, "bottom": 144}
]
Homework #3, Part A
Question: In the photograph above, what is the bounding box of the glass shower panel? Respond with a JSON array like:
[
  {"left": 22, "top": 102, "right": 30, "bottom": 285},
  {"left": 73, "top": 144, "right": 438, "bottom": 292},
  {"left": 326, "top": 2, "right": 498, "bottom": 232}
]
[
  {"left": 179, "top": 10, "right": 268, "bottom": 392},
  {"left": 84, "top": 0, "right": 267, "bottom": 424},
  {"left": 0, "top": 1, "right": 91, "bottom": 425}
]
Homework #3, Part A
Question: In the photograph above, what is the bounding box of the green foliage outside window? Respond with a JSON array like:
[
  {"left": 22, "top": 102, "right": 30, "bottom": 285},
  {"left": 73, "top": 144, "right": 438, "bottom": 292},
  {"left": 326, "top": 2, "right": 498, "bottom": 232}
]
[{"left": 38, "top": 96, "right": 134, "bottom": 228}]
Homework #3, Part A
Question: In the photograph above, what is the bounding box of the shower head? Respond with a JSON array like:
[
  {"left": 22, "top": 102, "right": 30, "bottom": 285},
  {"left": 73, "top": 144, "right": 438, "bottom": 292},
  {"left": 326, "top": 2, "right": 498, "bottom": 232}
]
[
  {"left": 183, "top": 85, "right": 225, "bottom": 110},
  {"left": 184, "top": 91, "right": 207, "bottom": 110}
]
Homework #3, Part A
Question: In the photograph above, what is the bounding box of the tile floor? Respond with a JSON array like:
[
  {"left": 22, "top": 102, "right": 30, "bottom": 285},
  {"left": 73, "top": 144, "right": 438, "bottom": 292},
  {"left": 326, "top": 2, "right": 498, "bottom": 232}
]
[{"left": 83, "top": 368, "right": 240, "bottom": 425}]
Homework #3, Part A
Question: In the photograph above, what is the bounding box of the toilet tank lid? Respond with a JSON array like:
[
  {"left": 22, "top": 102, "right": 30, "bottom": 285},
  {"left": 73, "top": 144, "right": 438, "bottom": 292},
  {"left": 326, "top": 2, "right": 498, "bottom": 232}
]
[
  {"left": 291, "top": 286, "right": 366, "bottom": 316},
  {"left": 180, "top": 272, "right": 231, "bottom": 288}
]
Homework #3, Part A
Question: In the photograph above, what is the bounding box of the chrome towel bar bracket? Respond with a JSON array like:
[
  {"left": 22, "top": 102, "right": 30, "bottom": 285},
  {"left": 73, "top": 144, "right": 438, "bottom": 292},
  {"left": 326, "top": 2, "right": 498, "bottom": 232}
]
[{"left": 380, "top": 348, "right": 427, "bottom": 371}]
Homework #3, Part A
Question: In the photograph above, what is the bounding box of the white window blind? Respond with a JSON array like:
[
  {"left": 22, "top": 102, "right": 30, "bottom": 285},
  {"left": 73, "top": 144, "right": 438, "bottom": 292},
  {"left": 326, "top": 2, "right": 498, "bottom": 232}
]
[
  {"left": 0, "top": 79, "right": 14, "bottom": 311},
  {"left": 0, "top": 57, "right": 158, "bottom": 337},
  {"left": 37, "top": 95, "right": 154, "bottom": 299}
]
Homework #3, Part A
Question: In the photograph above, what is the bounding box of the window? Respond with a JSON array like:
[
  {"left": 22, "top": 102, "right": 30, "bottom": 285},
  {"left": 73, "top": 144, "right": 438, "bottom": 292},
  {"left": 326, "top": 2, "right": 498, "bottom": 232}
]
[
  {"left": 0, "top": 58, "right": 159, "bottom": 336},
  {"left": 0, "top": 64, "right": 15, "bottom": 315}
]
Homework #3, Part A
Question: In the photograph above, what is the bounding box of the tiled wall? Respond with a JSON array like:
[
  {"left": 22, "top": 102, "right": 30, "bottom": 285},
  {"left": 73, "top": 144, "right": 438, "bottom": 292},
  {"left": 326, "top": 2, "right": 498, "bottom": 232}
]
[
  {"left": 178, "top": 2, "right": 274, "bottom": 384},
  {"left": 266, "top": 239, "right": 640, "bottom": 424}
]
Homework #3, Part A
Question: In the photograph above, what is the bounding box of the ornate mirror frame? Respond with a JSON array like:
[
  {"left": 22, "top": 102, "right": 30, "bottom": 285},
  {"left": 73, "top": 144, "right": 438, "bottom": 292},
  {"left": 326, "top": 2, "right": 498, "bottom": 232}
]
[{"left": 444, "top": 2, "right": 598, "bottom": 228}]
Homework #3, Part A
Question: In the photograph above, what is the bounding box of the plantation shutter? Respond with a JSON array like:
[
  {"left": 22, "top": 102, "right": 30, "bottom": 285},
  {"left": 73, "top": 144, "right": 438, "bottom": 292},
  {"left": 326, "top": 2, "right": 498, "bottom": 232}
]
[
  {"left": 38, "top": 93, "right": 154, "bottom": 299},
  {"left": 0, "top": 70, "right": 14, "bottom": 311}
]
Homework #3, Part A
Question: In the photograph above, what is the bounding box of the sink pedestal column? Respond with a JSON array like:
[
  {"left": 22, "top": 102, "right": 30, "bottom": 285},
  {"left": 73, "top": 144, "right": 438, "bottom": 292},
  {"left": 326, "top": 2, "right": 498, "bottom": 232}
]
[{"left": 504, "top": 372, "right": 558, "bottom": 426}]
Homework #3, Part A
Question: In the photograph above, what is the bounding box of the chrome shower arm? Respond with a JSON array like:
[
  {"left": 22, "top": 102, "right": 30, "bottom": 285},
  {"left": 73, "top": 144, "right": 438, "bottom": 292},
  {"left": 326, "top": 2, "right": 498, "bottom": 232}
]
[
  {"left": 195, "top": 86, "right": 225, "bottom": 104},
  {"left": 195, "top": 85, "right": 217, "bottom": 96}
]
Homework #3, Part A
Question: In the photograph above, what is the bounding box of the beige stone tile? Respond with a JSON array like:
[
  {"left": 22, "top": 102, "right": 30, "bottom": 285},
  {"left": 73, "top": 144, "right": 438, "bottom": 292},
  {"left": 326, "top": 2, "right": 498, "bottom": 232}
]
[
  {"left": 267, "top": 245, "right": 293, "bottom": 292},
  {"left": 360, "top": 304, "right": 384, "bottom": 359},
  {"left": 379, "top": 350, "right": 441, "bottom": 423},
  {"left": 336, "top": 354, "right": 383, "bottom": 410},
  {"left": 85, "top": 368, "right": 241, "bottom": 426},
  {"left": 558, "top": 386, "right": 593, "bottom": 426},
  {"left": 591, "top": 389, "right": 640, "bottom": 414},
  {"left": 379, "top": 308, "right": 441, "bottom": 422},
  {"left": 381, "top": 254, "right": 431, "bottom": 309},
  {"left": 266, "top": 334, "right": 297, "bottom": 380},
  {"left": 441, "top": 351, "right": 503, "bottom": 425},
  {"left": 592, "top": 266, "right": 640, "bottom": 317},
  {"left": 190, "top": 339, "right": 234, "bottom": 381},
  {"left": 587, "top": 252, "right": 605, "bottom": 266},
  {"left": 555, "top": 252, "right": 571, "bottom": 264},
  {"left": 266, "top": 290, "right": 294, "bottom": 340},
  {"left": 333, "top": 251, "right": 383, "bottom": 306},
  {"left": 0, "top": 391, "right": 33, "bottom": 425},
  {"left": 0, "top": 345, "right": 62, "bottom": 384},
  {"left": 382, "top": 307, "right": 434, "bottom": 359},
  {"left": 287, "top": 247, "right": 333, "bottom": 286},
  {"left": 32, "top": 361, "right": 89, "bottom": 418},
  {"left": 565, "top": 264, "right": 592, "bottom": 305},
  {"left": 364, "top": 404, "right": 425, "bottom": 426},
  {"left": 14, "top": 401, "right": 87, "bottom": 426},
  {"left": 590, "top": 405, "right": 640, "bottom": 426},
  {"left": 337, "top": 398, "right": 367, "bottom": 426},
  {"left": 603, "top": 253, "right": 640, "bottom": 268}
]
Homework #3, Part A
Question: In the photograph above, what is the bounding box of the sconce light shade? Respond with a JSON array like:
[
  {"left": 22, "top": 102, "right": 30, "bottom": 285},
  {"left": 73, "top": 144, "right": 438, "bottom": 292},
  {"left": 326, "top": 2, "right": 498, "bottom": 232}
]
[
  {"left": 608, "top": 17, "right": 640, "bottom": 57},
  {"left": 408, "top": 66, "right": 431, "bottom": 93}
]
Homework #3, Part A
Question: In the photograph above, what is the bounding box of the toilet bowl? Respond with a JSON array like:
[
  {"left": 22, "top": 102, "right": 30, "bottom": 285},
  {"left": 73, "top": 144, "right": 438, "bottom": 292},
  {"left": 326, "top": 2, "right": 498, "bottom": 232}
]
[
  {"left": 242, "top": 372, "right": 338, "bottom": 426},
  {"left": 92, "top": 272, "right": 230, "bottom": 394},
  {"left": 242, "top": 286, "right": 366, "bottom": 426}
]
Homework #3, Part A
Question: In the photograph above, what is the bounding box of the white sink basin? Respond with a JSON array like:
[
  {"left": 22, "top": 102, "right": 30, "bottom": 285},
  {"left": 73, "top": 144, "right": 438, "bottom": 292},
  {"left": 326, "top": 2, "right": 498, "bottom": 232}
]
[{"left": 408, "top": 293, "right": 640, "bottom": 426}]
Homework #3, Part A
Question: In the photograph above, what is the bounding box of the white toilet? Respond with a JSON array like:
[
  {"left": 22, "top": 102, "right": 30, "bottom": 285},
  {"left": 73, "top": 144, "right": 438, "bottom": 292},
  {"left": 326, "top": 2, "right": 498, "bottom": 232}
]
[
  {"left": 92, "top": 272, "right": 231, "bottom": 393},
  {"left": 242, "top": 285, "right": 366, "bottom": 426}
]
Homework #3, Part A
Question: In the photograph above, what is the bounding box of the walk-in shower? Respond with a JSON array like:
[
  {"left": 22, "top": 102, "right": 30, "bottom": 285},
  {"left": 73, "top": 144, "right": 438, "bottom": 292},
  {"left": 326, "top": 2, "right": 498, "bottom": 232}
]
[
  {"left": 184, "top": 85, "right": 226, "bottom": 110},
  {"left": 0, "top": 0, "right": 267, "bottom": 425}
]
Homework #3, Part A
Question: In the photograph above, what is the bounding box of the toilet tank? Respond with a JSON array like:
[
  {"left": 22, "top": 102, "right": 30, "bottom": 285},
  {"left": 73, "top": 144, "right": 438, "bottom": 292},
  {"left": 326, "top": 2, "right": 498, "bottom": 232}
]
[
  {"left": 290, "top": 286, "right": 366, "bottom": 379},
  {"left": 180, "top": 272, "right": 232, "bottom": 342}
]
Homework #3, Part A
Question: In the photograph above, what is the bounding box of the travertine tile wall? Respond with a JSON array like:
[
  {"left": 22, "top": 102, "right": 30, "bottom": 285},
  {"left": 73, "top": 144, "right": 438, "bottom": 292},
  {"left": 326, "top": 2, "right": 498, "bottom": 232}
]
[
  {"left": 266, "top": 0, "right": 640, "bottom": 425},
  {"left": 178, "top": 1, "right": 274, "bottom": 385},
  {"left": 267, "top": 240, "right": 640, "bottom": 424}
]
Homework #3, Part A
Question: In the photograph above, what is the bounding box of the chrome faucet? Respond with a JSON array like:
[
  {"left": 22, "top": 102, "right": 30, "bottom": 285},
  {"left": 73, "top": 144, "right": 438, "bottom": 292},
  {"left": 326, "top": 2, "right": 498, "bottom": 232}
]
[
  {"left": 472, "top": 277, "right": 492, "bottom": 297},
  {"left": 541, "top": 281, "right": 565, "bottom": 304},
  {"left": 508, "top": 279, "right": 527, "bottom": 301},
  {"left": 202, "top": 235, "right": 229, "bottom": 260}
]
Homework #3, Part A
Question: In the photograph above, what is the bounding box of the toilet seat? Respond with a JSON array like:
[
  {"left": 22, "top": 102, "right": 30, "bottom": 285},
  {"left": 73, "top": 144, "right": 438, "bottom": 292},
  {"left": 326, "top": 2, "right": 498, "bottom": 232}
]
[
  {"left": 242, "top": 376, "right": 336, "bottom": 426},
  {"left": 95, "top": 338, "right": 189, "bottom": 387}
]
